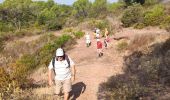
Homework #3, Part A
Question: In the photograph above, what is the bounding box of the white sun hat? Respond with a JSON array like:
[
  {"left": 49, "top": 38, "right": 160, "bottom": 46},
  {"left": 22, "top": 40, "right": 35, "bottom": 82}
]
[{"left": 56, "top": 48, "right": 64, "bottom": 56}]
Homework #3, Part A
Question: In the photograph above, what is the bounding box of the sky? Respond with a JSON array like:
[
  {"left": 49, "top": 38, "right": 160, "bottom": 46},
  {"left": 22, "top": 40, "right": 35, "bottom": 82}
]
[{"left": 0, "top": 0, "right": 118, "bottom": 5}]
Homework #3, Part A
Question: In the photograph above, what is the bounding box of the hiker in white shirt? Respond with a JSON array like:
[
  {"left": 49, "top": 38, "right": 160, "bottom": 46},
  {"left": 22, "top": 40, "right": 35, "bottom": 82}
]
[
  {"left": 48, "top": 48, "right": 76, "bottom": 100},
  {"left": 85, "top": 32, "right": 91, "bottom": 47}
]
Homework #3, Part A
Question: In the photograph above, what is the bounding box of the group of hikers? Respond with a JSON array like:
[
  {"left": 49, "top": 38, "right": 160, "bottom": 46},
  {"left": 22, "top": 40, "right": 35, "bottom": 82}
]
[
  {"left": 48, "top": 27, "right": 110, "bottom": 100},
  {"left": 85, "top": 28, "right": 110, "bottom": 57}
]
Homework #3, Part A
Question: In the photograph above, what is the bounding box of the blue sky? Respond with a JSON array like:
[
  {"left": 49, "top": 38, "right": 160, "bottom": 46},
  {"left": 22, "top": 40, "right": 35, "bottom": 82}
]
[{"left": 0, "top": 0, "right": 118, "bottom": 5}]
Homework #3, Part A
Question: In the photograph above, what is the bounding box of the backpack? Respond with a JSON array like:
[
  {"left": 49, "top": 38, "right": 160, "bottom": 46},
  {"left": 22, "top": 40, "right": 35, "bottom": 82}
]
[{"left": 52, "top": 54, "right": 70, "bottom": 75}]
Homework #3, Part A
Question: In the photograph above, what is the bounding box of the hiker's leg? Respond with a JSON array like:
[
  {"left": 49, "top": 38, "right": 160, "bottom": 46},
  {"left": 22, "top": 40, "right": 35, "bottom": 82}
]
[
  {"left": 64, "top": 92, "right": 69, "bottom": 100},
  {"left": 55, "top": 80, "right": 62, "bottom": 95},
  {"left": 100, "top": 49, "right": 103, "bottom": 56},
  {"left": 63, "top": 79, "right": 72, "bottom": 100}
]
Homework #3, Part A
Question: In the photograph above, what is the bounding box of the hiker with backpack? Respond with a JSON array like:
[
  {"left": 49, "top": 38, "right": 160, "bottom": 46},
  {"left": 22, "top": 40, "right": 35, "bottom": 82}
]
[
  {"left": 48, "top": 48, "right": 76, "bottom": 100},
  {"left": 85, "top": 32, "right": 91, "bottom": 47},
  {"left": 96, "top": 39, "right": 103, "bottom": 57},
  {"left": 96, "top": 28, "right": 100, "bottom": 39}
]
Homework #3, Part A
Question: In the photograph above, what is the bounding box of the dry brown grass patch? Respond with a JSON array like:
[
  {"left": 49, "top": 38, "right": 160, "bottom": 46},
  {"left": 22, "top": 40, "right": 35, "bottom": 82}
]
[{"left": 128, "top": 33, "right": 156, "bottom": 52}]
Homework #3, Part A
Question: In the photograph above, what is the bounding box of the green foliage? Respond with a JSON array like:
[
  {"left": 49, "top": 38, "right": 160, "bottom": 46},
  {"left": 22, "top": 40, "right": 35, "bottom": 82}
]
[
  {"left": 0, "top": 67, "right": 11, "bottom": 95},
  {"left": 0, "top": 37, "right": 5, "bottom": 52},
  {"left": 116, "top": 40, "right": 128, "bottom": 51},
  {"left": 38, "top": 34, "right": 72, "bottom": 65},
  {"left": 0, "top": 67, "right": 22, "bottom": 100},
  {"left": 144, "top": 0, "right": 158, "bottom": 6},
  {"left": 133, "top": 23, "right": 145, "bottom": 29},
  {"left": 107, "top": 2, "right": 125, "bottom": 15},
  {"left": 73, "top": 31, "right": 85, "bottom": 39},
  {"left": 90, "top": 0, "right": 107, "bottom": 18},
  {"left": 89, "top": 19, "right": 108, "bottom": 30},
  {"left": 144, "top": 4, "right": 164, "bottom": 26},
  {"left": 73, "top": 0, "right": 91, "bottom": 18},
  {"left": 12, "top": 54, "right": 38, "bottom": 86},
  {"left": 161, "top": 15, "right": 170, "bottom": 31},
  {"left": 121, "top": 4, "right": 143, "bottom": 27}
]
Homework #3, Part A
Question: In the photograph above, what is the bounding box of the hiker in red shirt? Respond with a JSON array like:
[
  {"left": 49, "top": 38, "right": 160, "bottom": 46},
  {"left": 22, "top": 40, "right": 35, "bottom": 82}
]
[{"left": 96, "top": 39, "right": 103, "bottom": 57}]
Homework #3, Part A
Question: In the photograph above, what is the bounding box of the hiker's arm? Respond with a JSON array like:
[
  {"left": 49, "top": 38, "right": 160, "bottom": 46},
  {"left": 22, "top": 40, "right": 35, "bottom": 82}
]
[
  {"left": 48, "top": 60, "right": 53, "bottom": 86},
  {"left": 71, "top": 65, "right": 76, "bottom": 81},
  {"left": 48, "top": 69, "right": 53, "bottom": 86}
]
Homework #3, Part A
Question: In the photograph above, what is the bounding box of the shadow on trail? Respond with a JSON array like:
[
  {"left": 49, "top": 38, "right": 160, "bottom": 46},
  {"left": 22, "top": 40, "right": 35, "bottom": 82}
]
[
  {"left": 98, "top": 38, "right": 170, "bottom": 100},
  {"left": 69, "top": 82, "right": 86, "bottom": 100}
]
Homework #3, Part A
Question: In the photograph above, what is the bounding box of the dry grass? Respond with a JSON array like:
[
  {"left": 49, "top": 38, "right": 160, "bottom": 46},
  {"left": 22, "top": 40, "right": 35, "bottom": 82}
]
[{"left": 127, "top": 33, "right": 156, "bottom": 52}]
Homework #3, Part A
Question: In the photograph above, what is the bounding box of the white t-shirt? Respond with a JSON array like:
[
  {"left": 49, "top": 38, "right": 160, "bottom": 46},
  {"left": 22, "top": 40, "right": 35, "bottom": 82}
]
[
  {"left": 85, "top": 34, "right": 90, "bottom": 43},
  {"left": 48, "top": 56, "right": 75, "bottom": 80},
  {"left": 96, "top": 29, "right": 100, "bottom": 34}
]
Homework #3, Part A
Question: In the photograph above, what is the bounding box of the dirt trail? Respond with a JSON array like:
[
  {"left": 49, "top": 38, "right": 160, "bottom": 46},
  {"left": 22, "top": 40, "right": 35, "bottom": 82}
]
[
  {"left": 66, "top": 32, "right": 124, "bottom": 100},
  {"left": 31, "top": 27, "right": 168, "bottom": 100},
  {"left": 32, "top": 31, "right": 124, "bottom": 100}
]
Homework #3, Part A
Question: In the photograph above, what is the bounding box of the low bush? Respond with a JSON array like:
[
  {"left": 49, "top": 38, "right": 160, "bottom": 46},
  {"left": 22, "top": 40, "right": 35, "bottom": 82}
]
[
  {"left": 107, "top": 2, "right": 125, "bottom": 16},
  {"left": 133, "top": 23, "right": 145, "bottom": 29},
  {"left": 11, "top": 54, "right": 38, "bottom": 87},
  {"left": 0, "top": 37, "right": 4, "bottom": 52},
  {"left": 88, "top": 19, "right": 109, "bottom": 30},
  {"left": 116, "top": 40, "right": 128, "bottom": 51},
  {"left": 161, "top": 15, "right": 170, "bottom": 31},
  {"left": 121, "top": 4, "right": 144, "bottom": 27},
  {"left": 38, "top": 34, "right": 73, "bottom": 66},
  {"left": 144, "top": 4, "right": 165, "bottom": 26},
  {"left": 73, "top": 31, "right": 85, "bottom": 39}
]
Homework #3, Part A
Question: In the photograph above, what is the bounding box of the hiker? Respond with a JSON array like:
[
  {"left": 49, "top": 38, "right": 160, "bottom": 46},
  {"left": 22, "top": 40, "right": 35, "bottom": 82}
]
[
  {"left": 48, "top": 48, "right": 76, "bottom": 100},
  {"left": 96, "top": 39, "right": 103, "bottom": 57},
  {"left": 104, "top": 28, "right": 109, "bottom": 38},
  {"left": 85, "top": 32, "right": 91, "bottom": 47},
  {"left": 104, "top": 38, "right": 108, "bottom": 49},
  {"left": 96, "top": 28, "right": 100, "bottom": 39}
]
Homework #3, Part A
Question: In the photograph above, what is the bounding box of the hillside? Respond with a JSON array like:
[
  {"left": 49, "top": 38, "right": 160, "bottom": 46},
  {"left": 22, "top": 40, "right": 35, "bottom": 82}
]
[
  {"left": 25, "top": 27, "right": 169, "bottom": 100},
  {"left": 1, "top": 0, "right": 170, "bottom": 100}
]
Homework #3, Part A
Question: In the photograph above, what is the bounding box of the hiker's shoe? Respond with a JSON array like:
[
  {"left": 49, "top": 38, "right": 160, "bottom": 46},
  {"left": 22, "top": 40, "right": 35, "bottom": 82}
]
[{"left": 101, "top": 53, "right": 103, "bottom": 56}]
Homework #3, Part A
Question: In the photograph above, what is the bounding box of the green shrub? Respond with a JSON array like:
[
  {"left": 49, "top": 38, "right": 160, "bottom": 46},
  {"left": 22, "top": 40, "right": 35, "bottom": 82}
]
[
  {"left": 11, "top": 54, "right": 38, "bottom": 87},
  {"left": 116, "top": 40, "right": 128, "bottom": 51},
  {"left": 63, "top": 27, "right": 74, "bottom": 33},
  {"left": 73, "top": 31, "right": 85, "bottom": 39},
  {"left": 88, "top": 19, "right": 109, "bottom": 30},
  {"left": 38, "top": 34, "right": 72, "bottom": 65},
  {"left": 133, "top": 23, "right": 145, "bottom": 29},
  {"left": 0, "top": 67, "right": 21, "bottom": 100},
  {"left": 144, "top": 4, "right": 165, "bottom": 26},
  {"left": 0, "top": 37, "right": 5, "bottom": 52},
  {"left": 161, "top": 15, "right": 170, "bottom": 31},
  {"left": 0, "top": 22, "right": 14, "bottom": 32},
  {"left": 0, "top": 67, "right": 11, "bottom": 98},
  {"left": 121, "top": 4, "right": 144, "bottom": 27},
  {"left": 144, "top": 0, "right": 158, "bottom": 6},
  {"left": 107, "top": 2, "right": 125, "bottom": 16}
]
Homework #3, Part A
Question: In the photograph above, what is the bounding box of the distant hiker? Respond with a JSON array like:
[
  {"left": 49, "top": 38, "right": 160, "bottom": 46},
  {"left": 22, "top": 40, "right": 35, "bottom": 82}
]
[
  {"left": 104, "top": 28, "right": 109, "bottom": 38},
  {"left": 48, "top": 48, "right": 76, "bottom": 100},
  {"left": 85, "top": 32, "right": 91, "bottom": 47},
  {"left": 104, "top": 36, "right": 111, "bottom": 49},
  {"left": 104, "top": 39, "right": 108, "bottom": 49},
  {"left": 96, "top": 28, "right": 100, "bottom": 39},
  {"left": 94, "top": 28, "right": 100, "bottom": 39},
  {"left": 96, "top": 39, "right": 103, "bottom": 57},
  {"left": 96, "top": 28, "right": 100, "bottom": 34}
]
